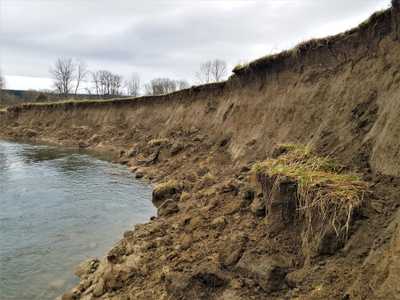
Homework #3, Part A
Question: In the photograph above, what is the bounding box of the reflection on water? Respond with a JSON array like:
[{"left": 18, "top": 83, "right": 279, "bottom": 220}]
[{"left": 0, "top": 141, "right": 155, "bottom": 300}]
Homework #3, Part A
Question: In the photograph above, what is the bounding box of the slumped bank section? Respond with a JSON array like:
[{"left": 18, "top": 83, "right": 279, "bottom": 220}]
[{"left": 1, "top": 3, "right": 400, "bottom": 299}]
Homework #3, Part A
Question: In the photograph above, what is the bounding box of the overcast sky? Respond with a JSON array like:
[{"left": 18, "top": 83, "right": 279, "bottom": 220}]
[{"left": 0, "top": 0, "right": 391, "bottom": 91}]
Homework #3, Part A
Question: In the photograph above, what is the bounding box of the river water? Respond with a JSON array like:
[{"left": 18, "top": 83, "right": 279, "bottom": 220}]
[{"left": 0, "top": 140, "right": 155, "bottom": 300}]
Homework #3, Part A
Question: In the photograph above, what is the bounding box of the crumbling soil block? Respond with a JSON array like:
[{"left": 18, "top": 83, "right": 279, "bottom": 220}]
[
  {"left": 257, "top": 174, "right": 298, "bottom": 227},
  {"left": 152, "top": 180, "right": 182, "bottom": 208},
  {"left": 236, "top": 252, "right": 289, "bottom": 293}
]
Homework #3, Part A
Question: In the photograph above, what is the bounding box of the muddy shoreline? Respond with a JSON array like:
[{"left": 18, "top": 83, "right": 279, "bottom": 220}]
[{"left": 1, "top": 122, "right": 399, "bottom": 300}]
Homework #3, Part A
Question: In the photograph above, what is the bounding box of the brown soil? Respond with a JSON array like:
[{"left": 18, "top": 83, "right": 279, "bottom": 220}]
[{"left": 2, "top": 4, "right": 400, "bottom": 300}]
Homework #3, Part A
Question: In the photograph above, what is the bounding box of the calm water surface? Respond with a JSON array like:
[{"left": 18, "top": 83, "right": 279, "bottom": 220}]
[{"left": 0, "top": 140, "right": 155, "bottom": 300}]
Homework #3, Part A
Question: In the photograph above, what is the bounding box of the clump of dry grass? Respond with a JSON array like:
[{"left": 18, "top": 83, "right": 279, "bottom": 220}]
[
  {"left": 232, "top": 37, "right": 329, "bottom": 75},
  {"left": 153, "top": 180, "right": 182, "bottom": 195},
  {"left": 152, "top": 180, "right": 184, "bottom": 208},
  {"left": 148, "top": 138, "right": 169, "bottom": 147},
  {"left": 254, "top": 144, "right": 369, "bottom": 255},
  {"left": 20, "top": 98, "right": 125, "bottom": 107}
]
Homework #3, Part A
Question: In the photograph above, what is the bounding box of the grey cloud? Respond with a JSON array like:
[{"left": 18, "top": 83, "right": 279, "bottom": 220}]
[{"left": 0, "top": 0, "right": 391, "bottom": 88}]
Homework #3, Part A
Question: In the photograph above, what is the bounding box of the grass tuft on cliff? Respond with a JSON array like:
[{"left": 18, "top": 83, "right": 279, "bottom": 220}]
[
  {"left": 233, "top": 8, "right": 390, "bottom": 76},
  {"left": 254, "top": 144, "right": 369, "bottom": 254}
]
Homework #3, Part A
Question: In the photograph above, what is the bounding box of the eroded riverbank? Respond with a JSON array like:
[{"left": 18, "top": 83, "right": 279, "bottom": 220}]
[{"left": 2, "top": 4, "right": 400, "bottom": 299}]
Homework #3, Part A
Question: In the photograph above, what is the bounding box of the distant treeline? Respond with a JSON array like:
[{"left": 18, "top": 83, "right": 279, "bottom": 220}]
[
  {"left": 47, "top": 57, "right": 228, "bottom": 98},
  {"left": 0, "top": 57, "right": 230, "bottom": 107}
]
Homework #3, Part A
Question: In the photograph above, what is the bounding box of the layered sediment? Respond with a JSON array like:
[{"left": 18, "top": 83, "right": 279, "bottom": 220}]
[{"left": 1, "top": 4, "right": 400, "bottom": 300}]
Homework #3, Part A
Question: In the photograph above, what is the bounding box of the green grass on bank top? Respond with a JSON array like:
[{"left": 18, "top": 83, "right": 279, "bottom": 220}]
[
  {"left": 2, "top": 97, "right": 139, "bottom": 112},
  {"left": 21, "top": 97, "right": 133, "bottom": 107}
]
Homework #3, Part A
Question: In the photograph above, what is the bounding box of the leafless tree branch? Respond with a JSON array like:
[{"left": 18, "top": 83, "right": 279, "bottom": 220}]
[
  {"left": 126, "top": 73, "right": 141, "bottom": 97},
  {"left": 50, "top": 57, "right": 76, "bottom": 97},
  {"left": 196, "top": 59, "right": 227, "bottom": 84},
  {"left": 91, "top": 70, "right": 123, "bottom": 97},
  {"left": 74, "top": 60, "right": 88, "bottom": 95},
  {"left": 144, "top": 78, "right": 189, "bottom": 96}
]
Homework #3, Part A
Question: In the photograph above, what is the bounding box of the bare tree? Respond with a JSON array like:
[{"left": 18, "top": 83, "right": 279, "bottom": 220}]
[
  {"left": 0, "top": 71, "right": 4, "bottom": 90},
  {"left": 50, "top": 57, "right": 90, "bottom": 97},
  {"left": 196, "top": 59, "right": 227, "bottom": 84},
  {"left": 92, "top": 70, "right": 110, "bottom": 96},
  {"left": 126, "top": 73, "right": 141, "bottom": 97},
  {"left": 50, "top": 57, "right": 76, "bottom": 97},
  {"left": 145, "top": 78, "right": 173, "bottom": 96},
  {"left": 211, "top": 59, "right": 227, "bottom": 82},
  {"left": 92, "top": 70, "right": 123, "bottom": 97},
  {"left": 74, "top": 60, "right": 88, "bottom": 95},
  {"left": 0, "top": 70, "right": 4, "bottom": 101},
  {"left": 110, "top": 74, "right": 123, "bottom": 96},
  {"left": 196, "top": 61, "right": 212, "bottom": 84},
  {"left": 144, "top": 78, "right": 176, "bottom": 96},
  {"left": 92, "top": 71, "right": 101, "bottom": 96},
  {"left": 145, "top": 78, "right": 190, "bottom": 96}
]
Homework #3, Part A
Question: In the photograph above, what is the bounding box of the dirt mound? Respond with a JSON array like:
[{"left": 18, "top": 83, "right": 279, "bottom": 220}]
[{"left": 2, "top": 3, "right": 400, "bottom": 300}]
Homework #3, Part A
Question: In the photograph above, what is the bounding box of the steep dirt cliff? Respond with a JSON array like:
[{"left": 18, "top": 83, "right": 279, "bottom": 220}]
[{"left": 1, "top": 4, "right": 400, "bottom": 300}]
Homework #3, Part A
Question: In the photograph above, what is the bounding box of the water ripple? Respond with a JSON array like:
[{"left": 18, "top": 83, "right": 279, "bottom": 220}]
[{"left": 0, "top": 140, "right": 155, "bottom": 300}]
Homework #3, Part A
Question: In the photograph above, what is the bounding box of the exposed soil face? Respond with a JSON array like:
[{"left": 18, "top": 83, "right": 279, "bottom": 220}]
[{"left": 1, "top": 5, "right": 400, "bottom": 300}]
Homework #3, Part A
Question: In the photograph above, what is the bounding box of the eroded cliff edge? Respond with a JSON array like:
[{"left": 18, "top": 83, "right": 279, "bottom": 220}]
[{"left": 1, "top": 4, "right": 400, "bottom": 300}]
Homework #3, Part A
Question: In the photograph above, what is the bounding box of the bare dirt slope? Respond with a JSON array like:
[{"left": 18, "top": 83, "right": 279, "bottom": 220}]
[{"left": 1, "top": 4, "right": 400, "bottom": 300}]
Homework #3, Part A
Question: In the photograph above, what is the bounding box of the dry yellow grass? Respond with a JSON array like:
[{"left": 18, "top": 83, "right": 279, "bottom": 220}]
[
  {"left": 153, "top": 180, "right": 181, "bottom": 193},
  {"left": 233, "top": 8, "right": 390, "bottom": 75},
  {"left": 254, "top": 144, "right": 369, "bottom": 255},
  {"left": 148, "top": 138, "right": 170, "bottom": 147}
]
